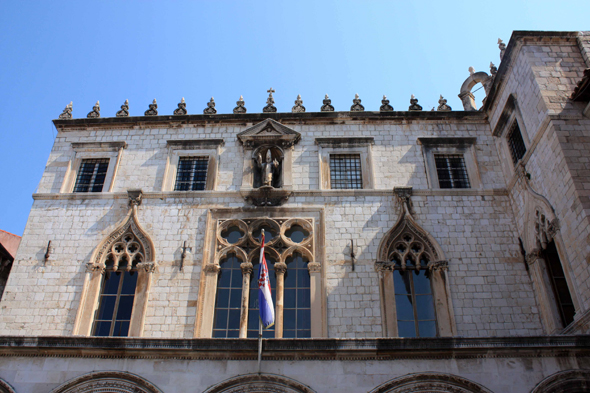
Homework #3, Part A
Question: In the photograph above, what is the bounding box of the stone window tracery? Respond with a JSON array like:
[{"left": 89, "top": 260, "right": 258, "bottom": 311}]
[{"left": 208, "top": 217, "right": 316, "bottom": 338}]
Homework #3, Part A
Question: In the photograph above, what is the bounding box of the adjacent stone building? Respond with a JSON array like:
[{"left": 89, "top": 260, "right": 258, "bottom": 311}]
[{"left": 0, "top": 30, "right": 590, "bottom": 392}]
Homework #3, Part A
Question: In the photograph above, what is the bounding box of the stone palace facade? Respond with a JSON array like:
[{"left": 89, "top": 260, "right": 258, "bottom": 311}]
[{"left": 0, "top": 30, "right": 590, "bottom": 392}]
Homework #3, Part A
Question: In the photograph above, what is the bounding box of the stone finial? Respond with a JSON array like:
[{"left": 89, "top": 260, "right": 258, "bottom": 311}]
[
  {"left": 490, "top": 61, "right": 498, "bottom": 77},
  {"left": 468, "top": 66, "right": 475, "bottom": 75},
  {"left": 263, "top": 87, "right": 277, "bottom": 113},
  {"left": 380, "top": 95, "right": 393, "bottom": 112},
  {"left": 203, "top": 97, "right": 217, "bottom": 114},
  {"left": 233, "top": 95, "right": 247, "bottom": 114},
  {"left": 350, "top": 93, "right": 365, "bottom": 111},
  {"left": 144, "top": 99, "right": 158, "bottom": 116},
  {"left": 437, "top": 95, "right": 452, "bottom": 111},
  {"left": 58, "top": 101, "right": 73, "bottom": 119},
  {"left": 173, "top": 97, "right": 187, "bottom": 115},
  {"left": 409, "top": 95, "right": 422, "bottom": 111},
  {"left": 498, "top": 38, "right": 506, "bottom": 60},
  {"left": 116, "top": 99, "right": 129, "bottom": 117},
  {"left": 321, "top": 94, "right": 334, "bottom": 112},
  {"left": 292, "top": 94, "right": 306, "bottom": 113},
  {"left": 87, "top": 101, "right": 100, "bottom": 118}
]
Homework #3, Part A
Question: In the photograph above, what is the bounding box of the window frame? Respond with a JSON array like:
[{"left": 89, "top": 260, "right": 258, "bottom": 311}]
[
  {"left": 433, "top": 154, "right": 471, "bottom": 189},
  {"left": 61, "top": 142, "right": 126, "bottom": 194},
  {"left": 316, "top": 137, "right": 375, "bottom": 190},
  {"left": 174, "top": 156, "right": 210, "bottom": 191},
  {"left": 162, "top": 139, "right": 223, "bottom": 192},
  {"left": 418, "top": 137, "right": 481, "bottom": 190}
]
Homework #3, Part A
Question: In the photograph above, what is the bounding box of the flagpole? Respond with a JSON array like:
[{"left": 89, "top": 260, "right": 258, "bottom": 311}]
[{"left": 257, "top": 319, "right": 263, "bottom": 373}]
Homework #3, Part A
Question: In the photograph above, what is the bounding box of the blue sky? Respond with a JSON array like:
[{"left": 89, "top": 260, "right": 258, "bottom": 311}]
[{"left": 0, "top": 0, "right": 588, "bottom": 236}]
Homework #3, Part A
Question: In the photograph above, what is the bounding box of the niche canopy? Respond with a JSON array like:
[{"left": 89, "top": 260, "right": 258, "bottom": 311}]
[{"left": 237, "top": 118, "right": 301, "bottom": 149}]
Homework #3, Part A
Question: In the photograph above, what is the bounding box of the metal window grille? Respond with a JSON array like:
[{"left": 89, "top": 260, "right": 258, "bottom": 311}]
[
  {"left": 174, "top": 157, "right": 208, "bottom": 191},
  {"left": 329, "top": 154, "right": 363, "bottom": 189},
  {"left": 73, "top": 158, "right": 109, "bottom": 193},
  {"left": 507, "top": 121, "right": 526, "bottom": 164},
  {"left": 434, "top": 154, "right": 471, "bottom": 189}
]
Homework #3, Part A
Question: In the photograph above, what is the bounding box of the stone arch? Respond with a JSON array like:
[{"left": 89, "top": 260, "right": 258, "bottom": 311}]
[
  {"left": 458, "top": 71, "right": 492, "bottom": 111},
  {"left": 530, "top": 369, "right": 590, "bottom": 393},
  {"left": 369, "top": 372, "right": 494, "bottom": 393},
  {"left": 73, "top": 199, "right": 157, "bottom": 337},
  {"left": 50, "top": 371, "right": 163, "bottom": 393},
  {"left": 203, "top": 373, "right": 316, "bottom": 393},
  {"left": 0, "top": 378, "right": 16, "bottom": 393}
]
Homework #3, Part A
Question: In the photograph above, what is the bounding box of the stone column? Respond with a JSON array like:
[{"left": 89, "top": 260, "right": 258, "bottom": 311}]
[
  {"left": 73, "top": 263, "right": 105, "bottom": 336},
  {"left": 239, "top": 262, "right": 253, "bottom": 338},
  {"left": 375, "top": 262, "right": 396, "bottom": 337},
  {"left": 526, "top": 250, "right": 562, "bottom": 333},
  {"left": 429, "top": 260, "right": 454, "bottom": 337},
  {"left": 308, "top": 262, "right": 322, "bottom": 337},
  {"left": 199, "top": 264, "right": 221, "bottom": 338},
  {"left": 274, "top": 262, "right": 287, "bottom": 338}
]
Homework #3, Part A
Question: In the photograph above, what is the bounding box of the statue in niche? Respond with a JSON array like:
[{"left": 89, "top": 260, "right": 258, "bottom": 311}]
[{"left": 255, "top": 149, "right": 281, "bottom": 188}]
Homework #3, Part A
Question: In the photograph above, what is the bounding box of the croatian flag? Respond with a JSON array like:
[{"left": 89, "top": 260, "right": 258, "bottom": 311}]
[{"left": 258, "top": 233, "right": 275, "bottom": 329}]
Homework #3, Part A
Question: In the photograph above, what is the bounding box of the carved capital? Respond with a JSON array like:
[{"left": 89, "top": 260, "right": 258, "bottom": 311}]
[
  {"left": 127, "top": 189, "right": 143, "bottom": 207},
  {"left": 307, "top": 262, "right": 321, "bottom": 273},
  {"left": 204, "top": 263, "right": 221, "bottom": 274},
  {"left": 547, "top": 218, "right": 560, "bottom": 238},
  {"left": 240, "top": 262, "right": 253, "bottom": 276},
  {"left": 274, "top": 262, "right": 287, "bottom": 275},
  {"left": 137, "top": 262, "right": 157, "bottom": 273},
  {"left": 375, "top": 261, "right": 394, "bottom": 272},
  {"left": 428, "top": 260, "right": 449, "bottom": 271},
  {"left": 394, "top": 186, "right": 413, "bottom": 209},
  {"left": 86, "top": 262, "right": 105, "bottom": 274},
  {"left": 526, "top": 249, "right": 542, "bottom": 265}
]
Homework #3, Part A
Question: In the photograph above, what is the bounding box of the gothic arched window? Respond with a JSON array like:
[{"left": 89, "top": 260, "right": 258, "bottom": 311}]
[{"left": 284, "top": 252, "right": 311, "bottom": 338}]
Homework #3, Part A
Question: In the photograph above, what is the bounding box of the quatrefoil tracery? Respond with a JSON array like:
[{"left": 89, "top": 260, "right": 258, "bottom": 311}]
[{"left": 104, "top": 231, "right": 145, "bottom": 271}]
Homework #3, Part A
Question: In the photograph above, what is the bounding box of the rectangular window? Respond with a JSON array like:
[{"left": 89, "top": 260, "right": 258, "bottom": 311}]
[
  {"left": 73, "top": 158, "right": 109, "bottom": 193},
  {"left": 394, "top": 270, "right": 436, "bottom": 338},
  {"left": 329, "top": 154, "right": 363, "bottom": 189},
  {"left": 507, "top": 121, "right": 526, "bottom": 164},
  {"left": 93, "top": 270, "right": 137, "bottom": 337},
  {"left": 174, "top": 157, "right": 209, "bottom": 191},
  {"left": 434, "top": 154, "right": 471, "bottom": 189}
]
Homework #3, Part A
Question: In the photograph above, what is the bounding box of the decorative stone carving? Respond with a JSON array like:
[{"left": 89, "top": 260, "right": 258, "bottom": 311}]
[
  {"left": 393, "top": 186, "right": 413, "bottom": 206},
  {"left": 380, "top": 95, "right": 394, "bottom": 112},
  {"left": 144, "top": 99, "right": 158, "bottom": 116},
  {"left": 350, "top": 94, "right": 364, "bottom": 111},
  {"left": 307, "top": 262, "right": 321, "bottom": 273},
  {"left": 58, "top": 101, "right": 73, "bottom": 119},
  {"left": 408, "top": 95, "right": 422, "bottom": 111},
  {"left": 237, "top": 118, "right": 301, "bottom": 149},
  {"left": 530, "top": 369, "right": 590, "bottom": 393},
  {"left": 85, "top": 262, "right": 105, "bottom": 274},
  {"left": 137, "top": 261, "right": 157, "bottom": 273},
  {"left": 202, "top": 373, "right": 316, "bottom": 393},
  {"left": 263, "top": 87, "right": 277, "bottom": 113},
  {"left": 428, "top": 260, "right": 449, "bottom": 271},
  {"left": 369, "top": 372, "right": 494, "bottom": 393},
  {"left": 458, "top": 70, "right": 492, "bottom": 111},
  {"left": 204, "top": 264, "right": 221, "bottom": 274},
  {"left": 525, "top": 249, "right": 541, "bottom": 266},
  {"left": 437, "top": 95, "right": 452, "bottom": 111},
  {"left": 490, "top": 62, "right": 498, "bottom": 77},
  {"left": 116, "top": 99, "right": 129, "bottom": 117},
  {"left": 173, "top": 97, "right": 187, "bottom": 115},
  {"left": 274, "top": 262, "right": 287, "bottom": 274},
  {"left": 320, "top": 94, "right": 334, "bottom": 112},
  {"left": 127, "top": 189, "right": 143, "bottom": 207},
  {"left": 233, "top": 95, "right": 247, "bottom": 114},
  {"left": 291, "top": 95, "right": 305, "bottom": 113},
  {"left": 256, "top": 149, "right": 280, "bottom": 188},
  {"left": 204, "top": 97, "right": 217, "bottom": 114},
  {"left": 240, "top": 262, "right": 253, "bottom": 275},
  {"left": 242, "top": 187, "right": 292, "bottom": 207},
  {"left": 498, "top": 38, "right": 506, "bottom": 60},
  {"left": 50, "top": 371, "right": 164, "bottom": 393},
  {"left": 86, "top": 101, "right": 100, "bottom": 118},
  {"left": 469, "top": 66, "right": 475, "bottom": 75}
]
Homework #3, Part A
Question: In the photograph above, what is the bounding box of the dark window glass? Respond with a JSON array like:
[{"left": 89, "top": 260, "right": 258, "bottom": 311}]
[
  {"left": 73, "top": 159, "right": 109, "bottom": 193},
  {"left": 247, "top": 254, "right": 276, "bottom": 338},
  {"left": 174, "top": 157, "right": 209, "bottom": 191},
  {"left": 252, "top": 226, "right": 277, "bottom": 242},
  {"left": 285, "top": 225, "right": 309, "bottom": 243},
  {"left": 507, "top": 121, "right": 527, "bottom": 164},
  {"left": 434, "top": 154, "right": 470, "bottom": 189},
  {"left": 393, "top": 270, "right": 436, "bottom": 338},
  {"left": 93, "top": 270, "right": 137, "bottom": 337},
  {"left": 221, "top": 226, "right": 244, "bottom": 244},
  {"left": 542, "top": 241, "right": 575, "bottom": 327},
  {"left": 329, "top": 154, "right": 363, "bottom": 189},
  {"left": 212, "top": 254, "right": 242, "bottom": 338},
  {"left": 283, "top": 253, "right": 311, "bottom": 338}
]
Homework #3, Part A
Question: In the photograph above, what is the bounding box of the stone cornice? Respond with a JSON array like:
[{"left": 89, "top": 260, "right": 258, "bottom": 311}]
[
  {"left": 0, "top": 336, "right": 590, "bottom": 360},
  {"left": 32, "top": 188, "right": 509, "bottom": 201},
  {"left": 52, "top": 111, "right": 487, "bottom": 131}
]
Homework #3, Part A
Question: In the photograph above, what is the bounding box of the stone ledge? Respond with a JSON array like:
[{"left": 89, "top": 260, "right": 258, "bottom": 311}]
[
  {"left": 31, "top": 188, "right": 509, "bottom": 201},
  {"left": 0, "top": 335, "right": 589, "bottom": 360}
]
